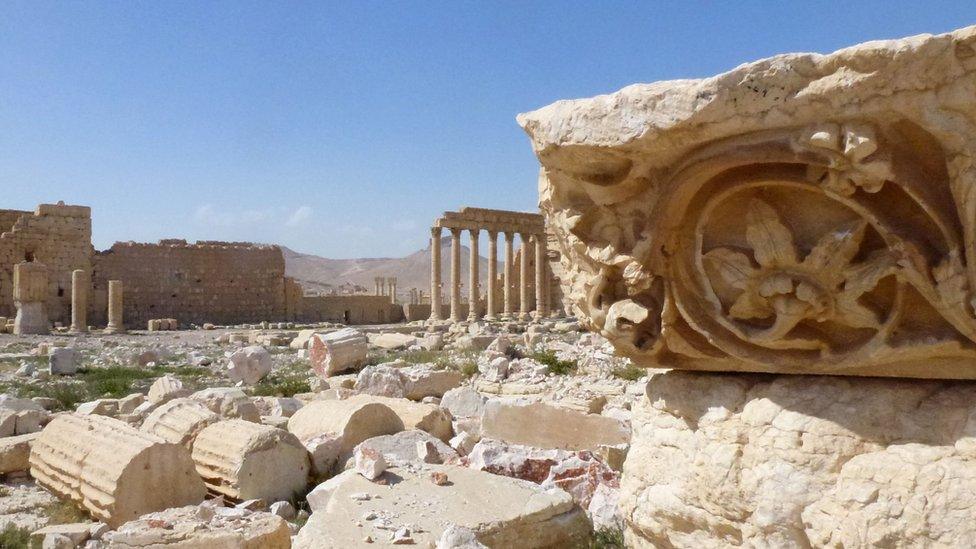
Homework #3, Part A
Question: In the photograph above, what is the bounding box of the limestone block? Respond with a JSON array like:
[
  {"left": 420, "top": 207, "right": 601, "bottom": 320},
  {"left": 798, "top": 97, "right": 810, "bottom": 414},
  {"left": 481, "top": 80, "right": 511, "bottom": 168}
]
[
  {"left": 402, "top": 366, "right": 462, "bottom": 400},
  {"left": 519, "top": 25, "right": 976, "bottom": 379},
  {"left": 48, "top": 347, "right": 79, "bottom": 375},
  {"left": 348, "top": 430, "right": 458, "bottom": 468},
  {"left": 287, "top": 395, "right": 404, "bottom": 456},
  {"left": 294, "top": 464, "right": 591, "bottom": 548},
  {"left": 290, "top": 328, "right": 317, "bottom": 350},
  {"left": 141, "top": 398, "right": 220, "bottom": 449},
  {"left": 76, "top": 399, "right": 119, "bottom": 417},
  {"left": 0, "top": 432, "right": 38, "bottom": 474},
  {"left": 13, "top": 262, "right": 50, "bottom": 335},
  {"left": 191, "top": 419, "right": 310, "bottom": 503},
  {"left": 31, "top": 523, "right": 91, "bottom": 548},
  {"left": 371, "top": 332, "right": 417, "bottom": 350},
  {"left": 147, "top": 374, "right": 190, "bottom": 404},
  {"left": 308, "top": 328, "right": 368, "bottom": 377},
  {"left": 190, "top": 388, "right": 261, "bottom": 422},
  {"left": 620, "top": 370, "right": 976, "bottom": 548},
  {"left": 481, "top": 399, "right": 629, "bottom": 451},
  {"left": 226, "top": 345, "right": 272, "bottom": 385},
  {"left": 105, "top": 504, "right": 290, "bottom": 548},
  {"left": 353, "top": 446, "right": 387, "bottom": 480},
  {"left": 29, "top": 414, "right": 206, "bottom": 527},
  {"left": 370, "top": 396, "right": 453, "bottom": 442}
]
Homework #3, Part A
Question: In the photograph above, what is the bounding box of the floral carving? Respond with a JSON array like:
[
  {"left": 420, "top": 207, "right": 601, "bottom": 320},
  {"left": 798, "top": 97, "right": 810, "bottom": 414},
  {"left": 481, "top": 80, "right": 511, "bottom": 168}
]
[
  {"left": 704, "top": 199, "right": 896, "bottom": 344},
  {"left": 800, "top": 123, "right": 893, "bottom": 197}
]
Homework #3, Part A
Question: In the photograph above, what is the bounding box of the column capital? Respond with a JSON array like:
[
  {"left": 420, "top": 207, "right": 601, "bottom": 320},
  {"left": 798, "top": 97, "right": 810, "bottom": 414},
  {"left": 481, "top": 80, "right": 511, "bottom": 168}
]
[
  {"left": 430, "top": 226, "right": 442, "bottom": 237},
  {"left": 504, "top": 231, "right": 515, "bottom": 242}
]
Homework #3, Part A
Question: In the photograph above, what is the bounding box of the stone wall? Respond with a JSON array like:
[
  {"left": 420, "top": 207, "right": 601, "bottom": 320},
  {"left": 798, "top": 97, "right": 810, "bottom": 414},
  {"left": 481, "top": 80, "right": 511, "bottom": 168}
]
[
  {"left": 91, "top": 240, "right": 286, "bottom": 327},
  {"left": 621, "top": 371, "right": 976, "bottom": 548},
  {"left": 296, "top": 294, "right": 403, "bottom": 324},
  {"left": 0, "top": 204, "right": 93, "bottom": 324}
]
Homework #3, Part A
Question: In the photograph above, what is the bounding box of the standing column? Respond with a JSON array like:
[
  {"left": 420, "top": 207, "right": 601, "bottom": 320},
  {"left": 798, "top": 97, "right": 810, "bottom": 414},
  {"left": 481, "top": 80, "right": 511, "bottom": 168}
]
[
  {"left": 104, "top": 280, "right": 125, "bottom": 334},
  {"left": 12, "top": 262, "right": 49, "bottom": 335},
  {"left": 450, "top": 228, "right": 462, "bottom": 322},
  {"left": 518, "top": 233, "right": 530, "bottom": 321},
  {"left": 389, "top": 277, "right": 397, "bottom": 304},
  {"left": 467, "top": 229, "right": 480, "bottom": 321},
  {"left": 429, "top": 227, "right": 443, "bottom": 321},
  {"left": 374, "top": 277, "right": 380, "bottom": 296},
  {"left": 503, "top": 232, "right": 514, "bottom": 318},
  {"left": 534, "top": 234, "right": 550, "bottom": 319},
  {"left": 485, "top": 231, "right": 498, "bottom": 320},
  {"left": 69, "top": 269, "right": 88, "bottom": 333}
]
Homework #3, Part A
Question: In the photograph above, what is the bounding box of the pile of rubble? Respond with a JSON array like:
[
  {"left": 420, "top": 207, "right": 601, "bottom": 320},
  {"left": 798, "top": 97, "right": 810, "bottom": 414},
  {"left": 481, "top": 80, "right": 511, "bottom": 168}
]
[{"left": 0, "top": 317, "right": 644, "bottom": 547}]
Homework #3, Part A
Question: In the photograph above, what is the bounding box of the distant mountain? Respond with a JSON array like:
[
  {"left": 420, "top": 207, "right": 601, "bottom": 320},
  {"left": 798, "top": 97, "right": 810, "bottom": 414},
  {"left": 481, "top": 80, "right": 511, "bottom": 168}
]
[{"left": 282, "top": 237, "right": 498, "bottom": 298}]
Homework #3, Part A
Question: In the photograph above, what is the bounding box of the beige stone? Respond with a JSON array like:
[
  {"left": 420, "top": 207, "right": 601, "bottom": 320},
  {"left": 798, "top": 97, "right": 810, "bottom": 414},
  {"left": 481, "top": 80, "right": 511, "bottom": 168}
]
[
  {"left": 105, "top": 504, "right": 290, "bottom": 548},
  {"left": 371, "top": 332, "right": 417, "bottom": 350},
  {"left": 620, "top": 370, "right": 976, "bottom": 548},
  {"left": 287, "top": 395, "right": 404, "bottom": 455},
  {"left": 13, "top": 261, "right": 50, "bottom": 335},
  {"left": 29, "top": 414, "right": 205, "bottom": 527},
  {"left": 294, "top": 464, "right": 590, "bottom": 548},
  {"left": 226, "top": 345, "right": 272, "bottom": 385},
  {"left": 519, "top": 25, "right": 976, "bottom": 379},
  {"left": 147, "top": 374, "right": 190, "bottom": 404},
  {"left": 191, "top": 419, "right": 309, "bottom": 503},
  {"left": 309, "top": 328, "right": 368, "bottom": 377},
  {"left": 0, "top": 432, "right": 38, "bottom": 474},
  {"left": 481, "top": 399, "right": 628, "bottom": 451},
  {"left": 104, "top": 280, "right": 125, "bottom": 334},
  {"left": 370, "top": 395, "right": 453, "bottom": 442},
  {"left": 69, "top": 269, "right": 89, "bottom": 334},
  {"left": 190, "top": 387, "right": 260, "bottom": 422},
  {"left": 141, "top": 398, "right": 220, "bottom": 449}
]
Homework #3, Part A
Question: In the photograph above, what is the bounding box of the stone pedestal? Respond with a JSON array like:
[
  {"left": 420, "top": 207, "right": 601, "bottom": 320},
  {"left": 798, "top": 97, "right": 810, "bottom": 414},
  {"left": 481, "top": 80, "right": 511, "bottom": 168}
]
[
  {"left": 69, "top": 269, "right": 88, "bottom": 334},
  {"left": 13, "top": 262, "right": 49, "bottom": 335},
  {"left": 104, "top": 280, "right": 126, "bottom": 334}
]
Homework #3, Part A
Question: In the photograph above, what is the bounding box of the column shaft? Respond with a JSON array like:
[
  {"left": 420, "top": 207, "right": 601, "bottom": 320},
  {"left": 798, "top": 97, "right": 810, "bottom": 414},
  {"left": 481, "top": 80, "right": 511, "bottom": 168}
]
[
  {"left": 503, "top": 232, "right": 514, "bottom": 318},
  {"left": 450, "top": 229, "right": 462, "bottom": 322},
  {"left": 534, "top": 234, "right": 549, "bottom": 319},
  {"left": 429, "top": 227, "right": 442, "bottom": 321},
  {"left": 519, "top": 233, "right": 530, "bottom": 321},
  {"left": 70, "top": 269, "right": 88, "bottom": 333},
  {"left": 486, "top": 231, "right": 498, "bottom": 320},
  {"left": 105, "top": 280, "right": 125, "bottom": 334},
  {"left": 468, "top": 229, "right": 480, "bottom": 321}
]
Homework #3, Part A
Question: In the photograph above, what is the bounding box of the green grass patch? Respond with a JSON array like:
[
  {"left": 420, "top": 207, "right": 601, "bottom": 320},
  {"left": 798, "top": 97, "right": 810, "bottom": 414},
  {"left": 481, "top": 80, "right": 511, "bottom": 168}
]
[
  {"left": 42, "top": 500, "right": 89, "bottom": 525},
  {"left": 456, "top": 360, "right": 479, "bottom": 378},
  {"left": 0, "top": 523, "right": 30, "bottom": 549},
  {"left": 611, "top": 364, "right": 645, "bottom": 381},
  {"left": 588, "top": 527, "right": 625, "bottom": 548},
  {"left": 531, "top": 350, "right": 578, "bottom": 376},
  {"left": 248, "top": 361, "right": 311, "bottom": 398},
  {"left": 0, "top": 486, "right": 9, "bottom": 497}
]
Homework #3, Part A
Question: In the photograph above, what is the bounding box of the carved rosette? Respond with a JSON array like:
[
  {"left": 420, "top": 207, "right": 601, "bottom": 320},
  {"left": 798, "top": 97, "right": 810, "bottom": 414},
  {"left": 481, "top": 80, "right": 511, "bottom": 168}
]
[{"left": 536, "top": 117, "right": 976, "bottom": 378}]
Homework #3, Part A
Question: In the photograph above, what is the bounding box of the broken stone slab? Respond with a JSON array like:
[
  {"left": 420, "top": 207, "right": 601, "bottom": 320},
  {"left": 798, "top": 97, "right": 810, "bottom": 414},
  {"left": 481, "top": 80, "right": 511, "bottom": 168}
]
[
  {"left": 369, "top": 396, "right": 453, "bottom": 442},
  {"left": 75, "top": 398, "right": 120, "bottom": 417},
  {"left": 371, "top": 332, "right": 418, "bottom": 350},
  {"left": 48, "top": 347, "right": 79, "bottom": 375},
  {"left": 31, "top": 523, "right": 92, "bottom": 548},
  {"left": 481, "top": 399, "right": 629, "bottom": 451},
  {"left": 226, "top": 345, "right": 272, "bottom": 385},
  {"left": 355, "top": 364, "right": 462, "bottom": 401},
  {"left": 437, "top": 524, "right": 488, "bottom": 549},
  {"left": 29, "top": 414, "right": 206, "bottom": 527},
  {"left": 294, "top": 464, "right": 591, "bottom": 548},
  {"left": 141, "top": 398, "right": 220, "bottom": 449},
  {"left": 353, "top": 446, "right": 387, "bottom": 480},
  {"left": 189, "top": 387, "right": 261, "bottom": 422},
  {"left": 287, "top": 395, "right": 405, "bottom": 458},
  {"left": 440, "top": 387, "right": 487, "bottom": 419},
  {"left": 346, "top": 430, "right": 458, "bottom": 468},
  {"left": 309, "top": 328, "right": 368, "bottom": 378},
  {"left": 117, "top": 393, "right": 146, "bottom": 415},
  {"left": 0, "top": 432, "right": 39, "bottom": 474},
  {"left": 104, "top": 504, "right": 291, "bottom": 548},
  {"left": 191, "top": 419, "right": 310, "bottom": 503},
  {"left": 290, "top": 328, "right": 318, "bottom": 350},
  {"left": 147, "top": 374, "right": 190, "bottom": 404}
]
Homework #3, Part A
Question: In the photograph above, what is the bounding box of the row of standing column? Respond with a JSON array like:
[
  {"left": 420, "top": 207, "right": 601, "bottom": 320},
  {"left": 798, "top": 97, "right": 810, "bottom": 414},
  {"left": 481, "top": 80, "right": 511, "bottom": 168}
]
[{"left": 429, "top": 226, "right": 549, "bottom": 322}]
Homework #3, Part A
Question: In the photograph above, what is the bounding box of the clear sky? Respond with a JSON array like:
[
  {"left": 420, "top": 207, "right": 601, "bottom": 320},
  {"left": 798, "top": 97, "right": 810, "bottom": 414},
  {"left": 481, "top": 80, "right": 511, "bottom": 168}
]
[{"left": 2, "top": 2, "right": 974, "bottom": 258}]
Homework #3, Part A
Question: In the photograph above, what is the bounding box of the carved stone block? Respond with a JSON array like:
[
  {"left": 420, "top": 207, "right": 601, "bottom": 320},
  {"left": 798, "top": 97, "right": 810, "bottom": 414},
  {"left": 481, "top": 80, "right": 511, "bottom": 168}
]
[{"left": 519, "top": 26, "right": 976, "bottom": 379}]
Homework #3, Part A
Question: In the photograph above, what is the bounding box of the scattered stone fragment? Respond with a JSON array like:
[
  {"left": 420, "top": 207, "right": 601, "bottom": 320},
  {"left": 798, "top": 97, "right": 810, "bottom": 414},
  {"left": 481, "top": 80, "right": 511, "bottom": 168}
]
[
  {"left": 31, "top": 523, "right": 91, "bottom": 548},
  {"left": 147, "top": 374, "right": 189, "bottom": 404},
  {"left": 269, "top": 500, "right": 296, "bottom": 520},
  {"left": 481, "top": 399, "right": 628, "bottom": 451},
  {"left": 287, "top": 395, "right": 405, "bottom": 458},
  {"left": 226, "top": 345, "right": 272, "bottom": 385},
  {"left": 354, "top": 446, "right": 387, "bottom": 480},
  {"left": 440, "top": 387, "right": 486, "bottom": 419},
  {"left": 30, "top": 414, "right": 206, "bottom": 527},
  {"left": 117, "top": 393, "right": 146, "bottom": 415},
  {"left": 0, "top": 432, "right": 39, "bottom": 474},
  {"left": 48, "top": 347, "right": 79, "bottom": 375},
  {"left": 190, "top": 387, "right": 261, "bottom": 422},
  {"left": 369, "top": 396, "right": 453, "bottom": 442},
  {"left": 372, "top": 332, "right": 417, "bottom": 350},
  {"left": 191, "top": 419, "right": 310, "bottom": 503},
  {"left": 437, "top": 524, "right": 488, "bottom": 549},
  {"left": 104, "top": 504, "right": 290, "bottom": 548},
  {"left": 75, "top": 398, "right": 120, "bottom": 417},
  {"left": 309, "top": 328, "right": 369, "bottom": 377}
]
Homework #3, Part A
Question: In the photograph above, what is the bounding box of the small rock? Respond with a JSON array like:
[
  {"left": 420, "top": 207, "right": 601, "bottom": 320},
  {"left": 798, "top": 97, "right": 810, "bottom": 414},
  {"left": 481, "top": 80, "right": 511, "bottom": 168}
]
[
  {"left": 354, "top": 447, "right": 387, "bottom": 480},
  {"left": 268, "top": 500, "right": 296, "bottom": 520}
]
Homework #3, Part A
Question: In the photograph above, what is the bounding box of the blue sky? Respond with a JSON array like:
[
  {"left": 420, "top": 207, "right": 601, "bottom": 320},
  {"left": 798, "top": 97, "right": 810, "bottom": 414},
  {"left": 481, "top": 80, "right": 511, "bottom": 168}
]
[{"left": 2, "top": 2, "right": 974, "bottom": 258}]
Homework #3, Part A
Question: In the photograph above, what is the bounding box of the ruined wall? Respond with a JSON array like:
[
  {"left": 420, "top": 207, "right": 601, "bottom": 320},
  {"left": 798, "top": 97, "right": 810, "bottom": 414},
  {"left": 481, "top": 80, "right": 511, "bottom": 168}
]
[
  {"left": 0, "top": 204, "right": 93, "bottom": 324},
  {"left": 92, "top": 240, "right": 286, "bottom": 327},
  {"left": 297, "top": 294, "right": 403, "bottom": 324}
]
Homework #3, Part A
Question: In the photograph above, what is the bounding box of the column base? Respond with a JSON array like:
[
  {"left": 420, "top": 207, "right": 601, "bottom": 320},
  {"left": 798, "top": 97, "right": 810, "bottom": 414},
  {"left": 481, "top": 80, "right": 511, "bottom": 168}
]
[{"left": 103, "top": 325, "right": 126, "bottom": 335}]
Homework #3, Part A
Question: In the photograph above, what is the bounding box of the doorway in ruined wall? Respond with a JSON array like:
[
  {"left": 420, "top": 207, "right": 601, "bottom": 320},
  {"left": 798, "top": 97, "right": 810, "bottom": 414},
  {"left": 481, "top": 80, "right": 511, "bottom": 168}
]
[{"left": 343, "top": 310, "right": 351, "bottom": 324}]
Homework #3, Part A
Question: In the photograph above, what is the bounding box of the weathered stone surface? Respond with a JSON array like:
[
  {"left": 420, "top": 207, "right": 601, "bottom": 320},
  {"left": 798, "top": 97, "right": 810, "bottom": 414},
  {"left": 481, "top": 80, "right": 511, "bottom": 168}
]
[
  {"left": 620, "top": 370, "right": 976, "bottom": 548},
  {"left": 309, "top": 328, "right": 368, "bottom": 377},
  {"left": 191, "top": 419, "right": 310, "bottom": 503},
  {"left": 349, "top": 430, "right": 458, "bottom": 468},
  {"left": 190, "top": 388, "right": 260, "bottom": 422},
  {"left": 0, "top": 432, "right": 38, "bottom": 473},
  {"left": 440, "top": 386, "right": 487, "bottom": 419},
  {"left": 13, "top": 261, "right": 50, "bottom": 335},
  {"left": 294, "top": 464, "right": 591, "bottom": 548},
  {"left": 48, "top": 347, "right": 79, "bottom": 375},
  {"left": 371, "top": 332, "right": 418, "bottom": 350},
  {"left": 29, "top": 414, "right": 206, "bottom": 527},
  {"left": 104, "top": 504, "right": 291, "bottom": 548},
  {"left": 355, "top": 363, "right": 462, "bottom": 401},
  {"left": 141, "top": 398, "right": 220, "bottom": 449},
  {"left": 370, "top": 395, "right": 453, "bottom": 442},
  {"left": 226, "top": 345, "right": 272, "bottom": 385},
  {"left": 147, "top": 374, "right": 190, "bottom": 404},
  {"left": 519, "top": 25, "right": 976, "bottom": 379},
  {"left": 482, "top": 399, "right": 628, "bottom": 451},
  {"left": 287, "top": 395, "right": 404, "bottom": 456}
]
